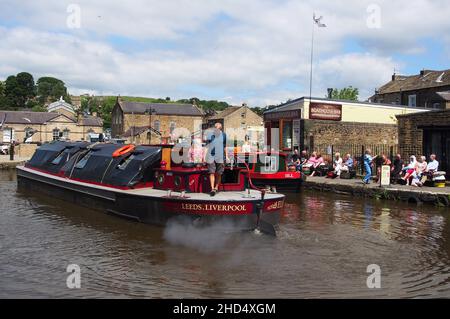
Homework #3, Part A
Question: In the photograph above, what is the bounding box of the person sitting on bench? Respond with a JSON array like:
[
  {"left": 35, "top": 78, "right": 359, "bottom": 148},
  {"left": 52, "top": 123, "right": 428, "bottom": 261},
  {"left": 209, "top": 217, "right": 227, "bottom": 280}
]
[{"left": 420, "top": 154, "right": 439, "bottom": 184}]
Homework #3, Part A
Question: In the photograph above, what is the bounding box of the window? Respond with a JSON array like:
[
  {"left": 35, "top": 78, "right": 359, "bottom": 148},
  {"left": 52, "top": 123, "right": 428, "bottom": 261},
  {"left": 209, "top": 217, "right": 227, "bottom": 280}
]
[
  {"left": 53, "top": 129, "right": 60, "bottom": 141},
  {"left": 3, "top": 128, "right": 14, "bottom": 143},
  {"left": 75, "top": 152, "right": 92, "bottom": 169},
  {"left": 408, "top": 95, "right": 417, "bottom": 107},
  {"left": 169, "top": 122, "right": 176, "bottom": 134},
  {"left": 63, "top": 129, "right": 70, "bottom": 139},
  {"left": 154, "top": 120, "right": 160, "bottom": 132},
  {"left": 282, "top": 120, "right": 293, "bottom": 150},
  {"left": 433, "top": 102, "right": 441, "bottom": 109}
]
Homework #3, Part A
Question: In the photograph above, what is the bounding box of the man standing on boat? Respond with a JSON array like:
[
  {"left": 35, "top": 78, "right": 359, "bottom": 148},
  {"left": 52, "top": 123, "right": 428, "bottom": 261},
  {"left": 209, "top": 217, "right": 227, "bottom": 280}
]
[{"left": 205, "top": 122, "right": 228, "bottom": 196}]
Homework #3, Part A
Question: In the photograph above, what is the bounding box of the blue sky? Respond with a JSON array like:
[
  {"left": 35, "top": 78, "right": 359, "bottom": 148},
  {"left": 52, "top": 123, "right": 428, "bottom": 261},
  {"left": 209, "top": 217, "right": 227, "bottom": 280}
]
[{"left": 0, "top": 0, "right": 449, "bottom": 106}]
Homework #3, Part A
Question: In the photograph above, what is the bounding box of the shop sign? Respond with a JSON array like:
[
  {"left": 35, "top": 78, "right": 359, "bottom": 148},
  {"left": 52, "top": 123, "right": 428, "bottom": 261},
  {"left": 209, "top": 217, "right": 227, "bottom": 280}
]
[{"left": 309, "top": 103, "right": 342, "bottom": 121}]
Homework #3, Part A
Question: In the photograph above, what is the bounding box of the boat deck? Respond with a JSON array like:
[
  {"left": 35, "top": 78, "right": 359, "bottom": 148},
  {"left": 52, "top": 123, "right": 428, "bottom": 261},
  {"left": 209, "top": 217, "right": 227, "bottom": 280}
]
[
  {"left": 127, "top": 187, "right": 282, "bottom": 201},
  {"left": 17, "top": 166, "right": 283, "bottom": 202}
]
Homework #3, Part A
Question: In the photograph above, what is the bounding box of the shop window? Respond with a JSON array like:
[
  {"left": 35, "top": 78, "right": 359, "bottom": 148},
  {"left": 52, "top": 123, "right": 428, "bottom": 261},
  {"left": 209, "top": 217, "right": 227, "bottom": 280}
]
[{"left": 282, "top": 121, "right": 293, "bottom": 150}]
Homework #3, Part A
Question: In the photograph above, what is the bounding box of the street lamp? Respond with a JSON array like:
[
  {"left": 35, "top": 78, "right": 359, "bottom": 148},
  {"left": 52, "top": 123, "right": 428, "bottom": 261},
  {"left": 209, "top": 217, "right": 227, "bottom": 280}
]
[
  {"left": 146, "top": 108, "right": 156, "bottom": 144},
  {"left": 309, "top": 13, "right": 327, "bottom": 102}
]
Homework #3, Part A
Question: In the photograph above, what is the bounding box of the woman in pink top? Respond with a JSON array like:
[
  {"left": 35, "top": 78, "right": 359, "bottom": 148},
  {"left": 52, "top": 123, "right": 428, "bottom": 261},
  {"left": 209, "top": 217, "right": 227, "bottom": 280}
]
[
  {"left": 189, "top": 138, "right": 205, "bottom": 163},
  {"left": 307, "top": 152, "right": 318, "bottom": 165}
]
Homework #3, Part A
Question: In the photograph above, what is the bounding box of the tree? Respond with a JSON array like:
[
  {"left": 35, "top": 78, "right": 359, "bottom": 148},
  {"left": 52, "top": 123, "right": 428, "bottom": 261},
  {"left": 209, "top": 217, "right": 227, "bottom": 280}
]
[
  {"left": 0, "top": 80, "right": 5, "bottom": 96},
  {"left": 37, "top": 76, "right": 69, "bottom": 104},
  {"left": 16, "top": 72, "right": 36, "bottom": 101},
  {"left": 329, "top": 86, "right": 359, "bottom": 101}
]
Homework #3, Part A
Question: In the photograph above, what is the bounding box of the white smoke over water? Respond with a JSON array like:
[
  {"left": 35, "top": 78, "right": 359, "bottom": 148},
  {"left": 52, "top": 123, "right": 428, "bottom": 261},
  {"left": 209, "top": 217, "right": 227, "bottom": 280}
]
[{"left": 163, "top": 217, "right": 251, "bottom": 253}]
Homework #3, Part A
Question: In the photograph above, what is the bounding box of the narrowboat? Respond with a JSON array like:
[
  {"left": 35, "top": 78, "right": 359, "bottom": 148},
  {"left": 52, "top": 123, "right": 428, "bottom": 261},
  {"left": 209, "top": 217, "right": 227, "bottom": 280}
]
[
  {"left": 230, "top": 152, "right": 305, "bottom": 193},
  {"left": 16, "top": 142, "right": 285, "bottom": 235}
]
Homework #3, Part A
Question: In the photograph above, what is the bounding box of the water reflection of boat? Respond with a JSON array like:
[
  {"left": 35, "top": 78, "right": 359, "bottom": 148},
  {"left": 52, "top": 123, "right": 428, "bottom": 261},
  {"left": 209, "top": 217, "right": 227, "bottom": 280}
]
[{"left": 16, "top": 142, "right": 284, "bottom": 235}]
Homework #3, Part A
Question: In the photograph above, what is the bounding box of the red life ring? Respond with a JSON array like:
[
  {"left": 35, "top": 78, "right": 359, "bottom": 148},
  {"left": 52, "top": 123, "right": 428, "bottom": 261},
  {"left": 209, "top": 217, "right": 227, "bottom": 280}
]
[{"left": 112, "top": 144, "right": 135, "bottom": 158}]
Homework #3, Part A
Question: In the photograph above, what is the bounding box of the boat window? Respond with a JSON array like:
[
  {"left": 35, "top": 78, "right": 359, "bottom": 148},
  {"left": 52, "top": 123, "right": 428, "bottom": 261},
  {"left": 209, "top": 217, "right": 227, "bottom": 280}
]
[
  {"left": 74, "top": 152, "right": 92, "bottom": 169},
  {"left": 51, "top": 152, "right": 66, "bottom": 165},
  {"left": 117, "top": 154, "right": 135, "bottom": 170}
]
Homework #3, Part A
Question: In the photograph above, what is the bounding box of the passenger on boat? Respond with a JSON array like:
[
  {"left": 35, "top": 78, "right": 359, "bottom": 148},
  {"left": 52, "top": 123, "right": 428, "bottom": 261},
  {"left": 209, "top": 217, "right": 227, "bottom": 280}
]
[
  {"left": 205, "top": 122, "right": 228, "bottom": 196},
  {"left": 241, "top": 140, "right": 252, "bottom": 153},
  {"left": 189, "top": 138, "right": 205, "bottom": 164},
  {"left": 401, "top": 155, "right": 417, "bottom": 185}
]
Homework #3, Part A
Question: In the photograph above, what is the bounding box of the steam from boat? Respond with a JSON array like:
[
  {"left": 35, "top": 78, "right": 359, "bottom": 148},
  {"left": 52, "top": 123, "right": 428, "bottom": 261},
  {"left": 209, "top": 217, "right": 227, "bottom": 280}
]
[{"left": 163, "top": 217, "right": 243, "bottom": 253}]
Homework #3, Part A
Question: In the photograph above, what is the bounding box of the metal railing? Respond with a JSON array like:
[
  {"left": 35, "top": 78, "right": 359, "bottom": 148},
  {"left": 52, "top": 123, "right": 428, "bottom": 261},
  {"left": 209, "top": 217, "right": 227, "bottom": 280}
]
[{"left": 312, "top": 143, "right": 398, "bottom": 175}]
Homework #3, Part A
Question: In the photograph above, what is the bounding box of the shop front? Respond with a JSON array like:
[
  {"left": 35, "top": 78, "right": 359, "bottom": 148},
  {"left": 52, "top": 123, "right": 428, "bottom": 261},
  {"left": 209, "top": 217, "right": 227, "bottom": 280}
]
[{"left": 264, "top": 109, "right": 301, "bottom": 152}]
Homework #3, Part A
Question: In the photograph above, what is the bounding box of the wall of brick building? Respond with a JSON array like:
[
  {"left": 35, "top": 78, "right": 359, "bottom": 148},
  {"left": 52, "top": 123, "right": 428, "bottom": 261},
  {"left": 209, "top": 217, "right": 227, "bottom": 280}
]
[
  {"left": 1, "top": 121, "right": 103, "bottom": 144},
  {"left": 397, "top": 110, "right": 450, "bottom": 159},
  {"left": 303, "top": 119, "right": 398, "bottom": 148},
  {"left": 122, "top": 113, "right": 203, "bottom": 144},
  {"left": 373, "top": 85, "right": 450, "bottom": 109}
]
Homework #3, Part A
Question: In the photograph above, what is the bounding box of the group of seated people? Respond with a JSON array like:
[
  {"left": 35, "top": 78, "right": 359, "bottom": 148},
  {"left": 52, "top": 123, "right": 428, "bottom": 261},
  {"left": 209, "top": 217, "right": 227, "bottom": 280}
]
[
  {"left": 288, "top": 150, "right": 355, "bottom": 178},
  {"left": 289, "top": 149, "right": 443, "bottom": 186},
  {"left": 391, "top": 153, "right": 440, "bottom": 187}
]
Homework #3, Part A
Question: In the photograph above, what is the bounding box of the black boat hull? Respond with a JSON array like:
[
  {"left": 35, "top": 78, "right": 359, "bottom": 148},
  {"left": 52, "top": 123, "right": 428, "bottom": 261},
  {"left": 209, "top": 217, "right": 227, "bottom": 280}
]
[{"left": 17, "top": 167, "right": 282, "bottom": 232}]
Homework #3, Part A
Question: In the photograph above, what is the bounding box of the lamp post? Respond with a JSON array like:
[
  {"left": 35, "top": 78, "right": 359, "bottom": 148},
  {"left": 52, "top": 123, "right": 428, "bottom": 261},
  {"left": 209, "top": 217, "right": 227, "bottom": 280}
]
[
  {"left": 146, "top": 108, "right": 156, "bottom": 144},
  {"left": 309, "top": 13, "right": 327, "bottom": 102}
]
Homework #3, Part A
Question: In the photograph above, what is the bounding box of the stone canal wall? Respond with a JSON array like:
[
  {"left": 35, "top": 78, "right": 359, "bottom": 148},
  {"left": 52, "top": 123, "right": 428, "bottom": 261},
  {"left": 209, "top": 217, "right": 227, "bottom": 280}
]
[{"left": 303, "top": 177, "right": 450, "bottom": 207}]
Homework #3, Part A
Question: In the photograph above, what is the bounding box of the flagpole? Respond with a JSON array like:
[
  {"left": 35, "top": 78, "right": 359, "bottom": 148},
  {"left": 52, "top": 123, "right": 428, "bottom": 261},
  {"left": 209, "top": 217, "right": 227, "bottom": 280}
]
[{"left": 309, "top": 13, "right": 315, "bottom": 104}]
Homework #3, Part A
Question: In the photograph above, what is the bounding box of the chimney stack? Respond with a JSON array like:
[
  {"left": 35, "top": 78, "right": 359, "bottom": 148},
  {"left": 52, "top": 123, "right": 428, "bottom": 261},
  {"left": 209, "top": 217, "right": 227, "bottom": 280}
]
[{"left": 327, "top": 88, "right": 333, "bottom": 99}]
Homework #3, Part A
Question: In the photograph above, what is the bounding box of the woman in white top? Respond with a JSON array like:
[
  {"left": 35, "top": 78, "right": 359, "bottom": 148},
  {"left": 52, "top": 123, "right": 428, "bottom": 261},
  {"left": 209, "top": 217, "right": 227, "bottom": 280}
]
[{"left": 333, "top": 153, "right": 343, "bottom": 176}]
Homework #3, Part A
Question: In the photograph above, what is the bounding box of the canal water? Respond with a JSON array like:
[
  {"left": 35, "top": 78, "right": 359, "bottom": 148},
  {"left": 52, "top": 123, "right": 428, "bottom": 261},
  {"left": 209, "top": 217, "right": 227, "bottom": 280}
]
[{"left": 1, "top": 170, "right": 449, "bottom": 298}]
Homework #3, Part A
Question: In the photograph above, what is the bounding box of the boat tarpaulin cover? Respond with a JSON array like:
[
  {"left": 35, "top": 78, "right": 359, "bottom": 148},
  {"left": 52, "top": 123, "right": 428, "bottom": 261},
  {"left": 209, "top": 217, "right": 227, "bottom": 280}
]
[{"left": 26, "top": 141, "right": 89, "bottom": 173}]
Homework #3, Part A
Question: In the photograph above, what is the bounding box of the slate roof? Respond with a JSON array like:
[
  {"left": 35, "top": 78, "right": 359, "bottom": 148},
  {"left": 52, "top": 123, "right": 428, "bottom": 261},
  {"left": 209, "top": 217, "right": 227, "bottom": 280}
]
[
  {"left": 0, "top": 111, "right": 61, "bottom": 125},
  {"left": 377, "top": 69, "right": 450, "bottom": 94},
  {"left": 79, "top": 115, "right": 103, "bottom": 127},
  {"left": 208, "top": 106, "right": 241, "bottom": 120},
  {"left": 436, "top": 91, "right": 450, "bottom": 101},
  {"left": 123, "top": 126, "right": 149, "bottom": 138},
  {"left": 0, "top": 111, "right": 102, "bottom": 127},
  {"left": 118, "top": 101, "right": 204, "bottom": 116}
]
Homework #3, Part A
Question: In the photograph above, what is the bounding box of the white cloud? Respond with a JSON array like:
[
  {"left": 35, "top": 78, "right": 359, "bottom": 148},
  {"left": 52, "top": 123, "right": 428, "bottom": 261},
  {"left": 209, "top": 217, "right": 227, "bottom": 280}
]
[{"left": 0, "top": 0, "right": 449, "bottom": 106}]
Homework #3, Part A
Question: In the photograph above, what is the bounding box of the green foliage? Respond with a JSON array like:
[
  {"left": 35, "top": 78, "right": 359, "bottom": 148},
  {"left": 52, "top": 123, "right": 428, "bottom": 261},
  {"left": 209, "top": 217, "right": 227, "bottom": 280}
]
[
  {"left": 31, "top": 104, "right": 47, "bottom": 112},
  {"left": 329, "top": 86, "right": 359, "bottom": 101},
  {"left": 36, "top": 76, "right": 69, "bottom": 104},
  {"left": 250, "top": 107, "right": 264, "bottom": 116},
  {"left": 0, "top": 80, "right": 5, "bottom": 96}
]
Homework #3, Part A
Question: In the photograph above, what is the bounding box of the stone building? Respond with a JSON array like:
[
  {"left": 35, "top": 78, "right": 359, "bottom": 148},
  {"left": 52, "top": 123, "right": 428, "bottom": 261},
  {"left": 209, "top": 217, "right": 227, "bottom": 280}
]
[
  {"left": 111, "top": 99, "right": 204, "bottom": 144},
  {"left": 263, "top": 97, "right": 427, "bottom": 156},
  {"left": 0, "top": 97, "right": 102, "bottom": 144},
  {"left": 205, "top": 104, "right": 264, "bottom": 145},
  {"left": 0, "top": 111, "right": 103, "bottom": 144},
  {"left": 370, "top": 69, "right": 450, "bottom": 109},
  {"left": 397, "top": 109, "right": 450, "bottom": 175}
]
